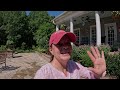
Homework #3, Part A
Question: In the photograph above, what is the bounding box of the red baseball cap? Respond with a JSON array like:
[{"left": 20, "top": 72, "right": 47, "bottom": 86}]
[{"left": 49, "top": 30, "right": 76, "bottom": 46}]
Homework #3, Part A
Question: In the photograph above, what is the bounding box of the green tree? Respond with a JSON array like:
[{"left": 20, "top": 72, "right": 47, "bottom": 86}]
[
  {"left": 34, "top": 22, "right": 55, "bottom": 49},
  {"left": 28, "top": 11, "right": 55, "bottom": 50},
  {"left": 0, "top": 11, "right": 57, "bottom": 52},
  {"left": 0, "top": 11, "right": 7, "bottom": 45},
  {"left": 0, "top": 11, "right": 29, "bottom": 49},
  {"left": 28, "top": 11, "right": 51, "bottom": 32}
]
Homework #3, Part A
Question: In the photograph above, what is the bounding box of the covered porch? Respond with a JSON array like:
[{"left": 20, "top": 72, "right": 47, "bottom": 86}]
[{"left": 52, "top": 11, "right": 120, "bottom": 46}]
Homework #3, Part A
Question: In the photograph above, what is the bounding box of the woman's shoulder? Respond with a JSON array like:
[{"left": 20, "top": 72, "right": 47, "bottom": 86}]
[
  {"left": 68, "top": 60, "right": 85, "bottom": 68},
  {"left": 34, "top": 63, "right": 51, "bottom": 79},
  {"left": 68, "top": 60, "right": 81, "bottom": 65},
  {"left": 37, "top": 63, "right": 51, "bottom": 71}
]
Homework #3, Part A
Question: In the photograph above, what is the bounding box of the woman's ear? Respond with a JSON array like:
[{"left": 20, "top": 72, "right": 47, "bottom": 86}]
[{"left": 49, "top": 46, "right": 53, "bottom": 55}]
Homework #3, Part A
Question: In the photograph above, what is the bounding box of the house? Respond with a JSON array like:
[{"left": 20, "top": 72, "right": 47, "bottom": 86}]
[{"left": 52, "top": 11, "right": 120, "bottom": 46}]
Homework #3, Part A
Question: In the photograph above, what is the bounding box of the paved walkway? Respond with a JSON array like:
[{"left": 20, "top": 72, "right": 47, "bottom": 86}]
[{"left": 0, "top": 52, "right": 50, "bottom": 79}]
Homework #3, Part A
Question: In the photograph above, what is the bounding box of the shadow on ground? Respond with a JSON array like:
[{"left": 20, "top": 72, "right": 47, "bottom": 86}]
[
  {"left": 0, "top": 65, "right": 20, "bottom": 72},
  {"left": 13, "top": 55, "right": 22, "bottom": 58}
]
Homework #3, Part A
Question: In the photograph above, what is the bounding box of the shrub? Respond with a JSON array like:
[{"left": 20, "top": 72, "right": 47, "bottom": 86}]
[
  {"left": 15, "top": 47, "right": 34, "bottom": 53},
  {"left": 71, "top": 44, "right": 111, "bottom": 67},
  {"left": 71, "top": 44, "right": 120, "bottom": 78},
  {"left": 106, "top": 53, "right": 120, "bottom": 79},
  {"left": 21, "top": 42, "right": 26, "bottom": 50},
  {"left": 78, "top": 45, "right": 93, "bottom": 67},
  {"left": 98, "top": 44, "right": 111, "bottom": 56},
  {"left": 111, "top": 41, "right": 120, "bottom": 52},
  {"left": 59, "top": 24, "right": 67, "bottom": 30},
  {"left": 71, "top": 45, "right": 81, "bottom": 62},
  {"left": 0, "top": 45, "right": 6, "bottom": 51},
  {"left": 71, "top": 45, "right": 93, "bottom": 67},
  {"left": 15, "top": 47, "right": 24, "bottom": 53}
]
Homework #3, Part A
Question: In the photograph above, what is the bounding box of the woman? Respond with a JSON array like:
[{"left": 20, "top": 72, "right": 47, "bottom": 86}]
[{"left": 34, "top": 30, "right": 106, "bottom": 79}]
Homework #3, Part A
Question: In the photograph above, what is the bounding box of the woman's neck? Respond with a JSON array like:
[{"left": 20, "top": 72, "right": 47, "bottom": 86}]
[{"left": 50, "top": 58, "right": 68, "bottom": 76}]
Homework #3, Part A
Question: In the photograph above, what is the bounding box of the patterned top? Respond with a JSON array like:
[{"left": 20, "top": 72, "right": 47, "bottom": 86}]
[{"left": 34, "top": 60, "right": 96, "bottom": 79}]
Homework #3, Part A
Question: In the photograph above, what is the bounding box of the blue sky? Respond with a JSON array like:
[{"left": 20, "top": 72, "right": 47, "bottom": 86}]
[
  {"left": 48, "top": 11, "right": 64, "bottom": 17},
  {"left": 26, "top": 11, "right": 64, "bottom": 17}
]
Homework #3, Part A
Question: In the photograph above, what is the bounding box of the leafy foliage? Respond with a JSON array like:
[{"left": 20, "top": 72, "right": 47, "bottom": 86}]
[
  {"left": 29, "top": 11, "right": 55, "bottom": 52},
  {"left": 106, "top": 53, "right": 120, "bottom": 79},
  {"left": 111, "top": 41, "right": 120, "bottom": 52},
  {"left": 78, "top": 45, "right": 93, "bottom": 67},
  {"left": 0, "top": 11, "right": 29, "bottom": 49},
  {"left": 98, "top": 44, "right": 111, "bottom": 56},
  {"left": 71, "top": 45, "right": 81, "bottom": 62},
  {"left": 0, "top": 11, "right": 55, "bottom": 52},
  {"left": 34, "top": 22, "right": 55, "bottom": 50},
  {"left": 71, "top": 45, "right": 112, "bottom": 67},
  {"left": 0, "top": 45, "right": 6, "bottom": 51},
  {"left": 59, "top": 24, "right": 67, "bottom": 30},
  {"left": 71, "top": 45, "right": 93, "bottom": 67}
]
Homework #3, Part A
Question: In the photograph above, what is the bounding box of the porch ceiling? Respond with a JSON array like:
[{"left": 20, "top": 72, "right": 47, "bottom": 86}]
[
  {"left": 52, "top": 11, "right": 112, "bottom": 25},
  {"left": 53, "top": 11, "right": 93, "bottom": 25}
]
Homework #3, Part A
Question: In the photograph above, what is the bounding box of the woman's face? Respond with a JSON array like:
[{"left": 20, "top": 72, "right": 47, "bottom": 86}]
[{"left": 49, "top": 35, "right": 72, "bottom": 62}]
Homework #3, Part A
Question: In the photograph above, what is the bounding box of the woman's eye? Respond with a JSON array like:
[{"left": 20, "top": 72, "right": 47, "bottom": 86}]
[
  {"left": 58, "top": 44, "right": 62, "bottom": 46},
  {"left": 56, "top": 42, "right": 71, "bottom": 47},
  {"left": 67, "top": 43, "right": 71, "bottom": 46},
  {"left": 56, "top": 44, "right": 62, "bottom": 47}
]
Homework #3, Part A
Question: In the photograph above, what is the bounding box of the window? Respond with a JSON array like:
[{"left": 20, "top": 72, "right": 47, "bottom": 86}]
[
  {"left": 74, "top": 28, "right": 80, "bottom": 45},
  {"left": 81, "top": 37, "right": 89, "bottom": 45},
  {"left": 90, "top": 25, "right": 96, "bottom": 45}
]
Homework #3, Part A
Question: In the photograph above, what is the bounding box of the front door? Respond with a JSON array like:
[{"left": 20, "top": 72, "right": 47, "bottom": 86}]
[{"left": 104, "top": 23, "right": 117, "bottom": 46}]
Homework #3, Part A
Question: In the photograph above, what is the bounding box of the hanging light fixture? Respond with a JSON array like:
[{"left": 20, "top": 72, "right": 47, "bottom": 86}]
[
  {"left": 100, "top": 11, "right": 104, "bottom": 14},
  {"left": 86, "top": 16, "right": 91, "bottom": 22},
  {"left": 81, "top": 16, "right": 91, "bottom": 26}
]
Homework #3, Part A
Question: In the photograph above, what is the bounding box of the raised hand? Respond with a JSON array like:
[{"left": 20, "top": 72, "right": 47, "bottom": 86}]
[{"left": 87, "top": 46, "right": 106, "bottom": 78}]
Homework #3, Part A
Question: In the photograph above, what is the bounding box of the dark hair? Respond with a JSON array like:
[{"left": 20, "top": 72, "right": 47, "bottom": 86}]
[
  {"left": 48, "top": 46, "right": 54, "bottom": 62},
  {"left": 50, "top": 55, "right": 54, "bottom": 62}
]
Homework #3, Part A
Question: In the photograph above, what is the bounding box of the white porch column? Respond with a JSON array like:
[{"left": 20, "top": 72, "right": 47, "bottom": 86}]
[
  {"left": 95, "top": 11, "right": 101, "bottom": 46},
  {"left": 70, "top": 18, "right": 74, "bottom": 46},
  {"left": 56, "top": 25, "right": 59, "bottom": 31},
  {"left": 70, "top": 18, "right": 74, "bottom": 33}
]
